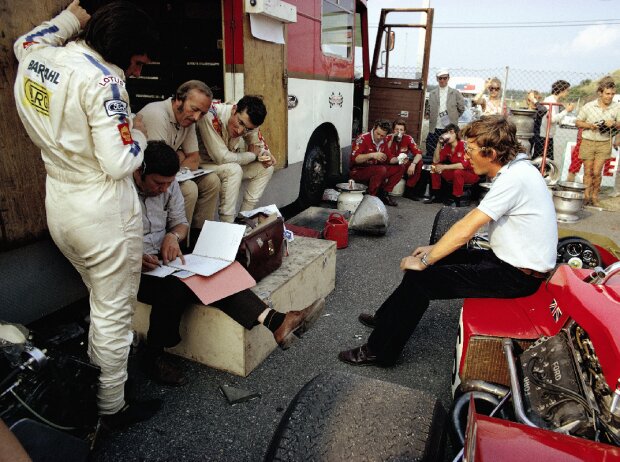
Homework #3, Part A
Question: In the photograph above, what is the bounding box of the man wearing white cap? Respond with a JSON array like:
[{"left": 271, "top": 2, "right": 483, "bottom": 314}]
[{"left": 426, "top": 69, "right": 465, "bottom": 162}]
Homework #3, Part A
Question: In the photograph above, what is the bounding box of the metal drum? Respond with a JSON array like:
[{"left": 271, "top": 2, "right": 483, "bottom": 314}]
[
  {"left": 557, "top": 181, "right": 586, "bottom": 194},
  {"left": 553, "top": 190, "right": 584, "bottom": 223},
  {"left": 336, "top": 182, "right": 367, "bottom": 215},
  {"left": 510, "top": 108, "right": 536, "bottom": 155}
]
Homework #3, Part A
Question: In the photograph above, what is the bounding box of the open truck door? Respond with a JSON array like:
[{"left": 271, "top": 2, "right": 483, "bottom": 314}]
[{"left": 367, "top": 8, "right": 433, "bottom": 144}]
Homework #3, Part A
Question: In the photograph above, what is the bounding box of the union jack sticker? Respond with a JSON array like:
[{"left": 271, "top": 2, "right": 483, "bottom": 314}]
[{"left": 549, "top": 299, "right": 562, "bottom": 322}]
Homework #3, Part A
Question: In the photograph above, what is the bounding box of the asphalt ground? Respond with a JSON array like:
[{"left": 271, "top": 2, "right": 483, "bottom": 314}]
[
  {"left": 92, "top": 198, "right": 463, "bottom": 461},
  {"left": 92, "top": 187, "right": 620, "bottom": 462}
]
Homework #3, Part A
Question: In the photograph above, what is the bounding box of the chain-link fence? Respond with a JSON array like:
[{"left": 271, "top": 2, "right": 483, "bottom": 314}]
[{"left": 366, "top": 65, "right": 619, "bottom": 185}]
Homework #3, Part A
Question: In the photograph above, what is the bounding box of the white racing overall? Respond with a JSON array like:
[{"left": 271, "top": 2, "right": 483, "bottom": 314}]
[{"left": 14, "top": 10, "right": 145, "bottom": 414}]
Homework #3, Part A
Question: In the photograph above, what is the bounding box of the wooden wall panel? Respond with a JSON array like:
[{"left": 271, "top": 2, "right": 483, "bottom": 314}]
[
  {"left": 242, "top": 14, "right": 287, "bottom": 168},
  {"left": 0, "top": 0, "right": 64, "bottom": 249}
]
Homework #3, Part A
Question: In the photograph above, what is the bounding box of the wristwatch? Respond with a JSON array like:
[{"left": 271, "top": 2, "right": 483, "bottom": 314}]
[
  {"left": 421, "top": 253, "right": 432, "bottom": 267},
  {"left": 169, "top": 231, "right": 181, "bottom": 242}
]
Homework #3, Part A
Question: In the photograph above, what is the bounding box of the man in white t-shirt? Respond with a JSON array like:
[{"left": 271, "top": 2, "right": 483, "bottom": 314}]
[
  {"left": 425, "top": 68, "right": 465, "bottom": 160},
  {"left": 340, "top": 115, "right": 558, "bottom": 367}
]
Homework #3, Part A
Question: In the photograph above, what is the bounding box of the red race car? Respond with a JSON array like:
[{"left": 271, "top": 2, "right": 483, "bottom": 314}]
[{"left": 266, "top": 207, "right": 620, "bottom": 462}]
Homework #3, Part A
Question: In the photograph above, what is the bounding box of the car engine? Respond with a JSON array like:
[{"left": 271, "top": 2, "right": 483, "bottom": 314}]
[{"left": 519, "top": 321, "right": 620, "bottom": 446}]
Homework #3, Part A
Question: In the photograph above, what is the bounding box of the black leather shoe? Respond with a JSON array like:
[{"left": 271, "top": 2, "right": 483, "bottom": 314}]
[
  {"left": 380, "top": 193, "right": 398, "bottom": 207},
  {"left": 144, "top": 355, "right": 187, "bottom": 386},
  {"left": 100, "top": 399, "right": 161, "bottom": 431},
  {"left": 444, "top": 197, "right": 462, "bottom": 207},
  {"left": 402, "top": 187, "right": 424, "bottom": 201},
  {"left": 273, "top": 299, "right": 326, "bottom": 350},
  {"left": 338, "top": 344, "right": 378, "bottom": 366},
  {"left": 358, "top": 312, "right": 376, "bottom": 328}
]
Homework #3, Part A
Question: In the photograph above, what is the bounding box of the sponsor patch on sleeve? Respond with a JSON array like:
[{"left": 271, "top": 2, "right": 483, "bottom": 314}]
[
  {"left": 98, "top": 75, "right": 125, "bottom": 88},
  {"left": 105, "top": 99, "right": 129, "bottom": 117},
  {"left": 117, "top": 123, "right": 133, "bottom": 145}
]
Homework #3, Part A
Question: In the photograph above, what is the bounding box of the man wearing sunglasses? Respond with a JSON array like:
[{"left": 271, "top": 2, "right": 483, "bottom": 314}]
[
  {"left": 425, "top": 69, "right": 465, "bottom": 165},
  {"left": 197, "top": 95, "right": 275, "bottom": 223}
]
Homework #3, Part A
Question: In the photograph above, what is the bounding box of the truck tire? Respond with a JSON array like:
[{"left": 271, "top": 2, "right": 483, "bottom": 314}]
[
  {"left": 298, "top": 145, "right": 327, "bottom": 208},
  {"left": 429, "top": 206, "right": 470, "bottom": 245},
  {"left": 264, "top": 372, "right": 446, "bottom": 462}
]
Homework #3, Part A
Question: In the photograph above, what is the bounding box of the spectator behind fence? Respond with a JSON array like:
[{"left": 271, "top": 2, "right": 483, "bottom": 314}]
[
  {"left": 525, "top": 90, "right": 545, "bottom": 157},
  {"left": 426, "top": 69, "right": 465, "bottom": 162},
  {"left": 349, "top": 119, "right": 400, "bottom": 206},
  {"left": 136, "top": 141, "right": 326, "bottom": 386},
  {"left": 423, "top": 124, "right": 479, "bottom": 207},
  {"left": 533, "top": 80, "right": 575, "bottom": 160},
  {"left": 339, "top": 116, "right": 557, "bottom": 368},
  {"left": 384, "top": 119, "right": 424, "bottom": 201},
  {"left": 575, "top": 77, "right": 620, "bottom": 206},
  {"left": 474, "top": 77, "right": 505, "bottom": 116}
]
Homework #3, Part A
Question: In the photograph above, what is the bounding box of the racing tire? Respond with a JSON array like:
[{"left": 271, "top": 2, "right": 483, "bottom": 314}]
[
  {"left": 298, "top": 145, "right": 327, "bottom": 209},
  {"left": 556, "top": 236, "right": 602, "bottom": 269},
  {"left": 429, "top": 206, "right": 470, "bottom": 245},
  {"left": 264, "top": 372, "right": 446, "bottom": 462}
]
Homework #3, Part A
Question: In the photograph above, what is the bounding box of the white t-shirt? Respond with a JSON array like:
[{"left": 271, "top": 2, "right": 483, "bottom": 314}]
[
  {"left": 539, "top": 94, "right": 569, "bottom": 139},
  {"left": 478, "top": 154, "right": 557, "bottom": 272}
]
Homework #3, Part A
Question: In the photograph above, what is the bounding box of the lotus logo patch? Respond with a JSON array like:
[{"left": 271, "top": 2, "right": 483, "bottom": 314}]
[
  {"left": 98, "top": 75, "right": 125, "bottom": 88},
  {"left": 549, "top": 299, "right": 562, "bottom": 322},
  {"left": 24, "top": 78, "right": 50, "bottom": 116},
  {"left": 105, "top": 99, "right": 128, "bottom": 117}
]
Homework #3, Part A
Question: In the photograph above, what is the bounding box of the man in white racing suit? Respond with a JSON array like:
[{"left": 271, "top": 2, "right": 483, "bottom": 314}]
[
  {"left": 197, "top": 95, "right": 276, "bottom": 223},
  {"left": 13, "top": 0, "right": 160, "bottom": 429}
]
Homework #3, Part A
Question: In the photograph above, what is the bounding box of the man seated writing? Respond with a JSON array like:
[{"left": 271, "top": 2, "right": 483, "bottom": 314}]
[
  {"left": 138, "top": 80, "right": 220, "bottom": 235},
  {"left": 197, "top": 95, "right": 276, "bottom": 223},
  {"left": 135, "top": 141, "right": 323, "bottom": 385}
]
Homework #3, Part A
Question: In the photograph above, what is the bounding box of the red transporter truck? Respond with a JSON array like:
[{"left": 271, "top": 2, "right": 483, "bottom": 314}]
[{"left": 125, "top": 0, "right": 433, "bottom": 210}]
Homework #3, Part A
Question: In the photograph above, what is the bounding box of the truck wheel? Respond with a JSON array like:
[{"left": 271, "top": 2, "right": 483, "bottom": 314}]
[
  {"left": 298, "top": 145, "right": 327, "bottom": 208},
  {"left": 264, "top": 372, "right": 446, "bottom": 462},
  {"left": 429, "top": 206, "right": 470, "bottom": 244}
]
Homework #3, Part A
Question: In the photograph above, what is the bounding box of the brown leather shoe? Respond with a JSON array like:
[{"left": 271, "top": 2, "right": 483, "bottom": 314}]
[
  {"left": 144, "top": 355, "right": 187, "bottom": 386},
  {"left": 358, "top": 312, "right": 376, "bottom": 328},
  {"left": 338, "top": 344, "right": 378, "bottom": 366},
  {"left": 273, "top": 299, "right": 326, "bottom": 350}
]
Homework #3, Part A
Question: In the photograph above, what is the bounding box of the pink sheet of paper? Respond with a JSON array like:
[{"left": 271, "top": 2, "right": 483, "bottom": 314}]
[{"left": 180, "top": 261, "right": 256, "bottom": 305}]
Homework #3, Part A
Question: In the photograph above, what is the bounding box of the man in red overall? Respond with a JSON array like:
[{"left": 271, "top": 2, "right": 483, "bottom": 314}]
[
  {"left": 349, "top": 120, "right": 400, "bottom": 206},
  {"left": 424, "top": 124, "right": 479, "bottom": 207},
  {"left": 383, "top": 119, "right": 423, "bottom": 200}
]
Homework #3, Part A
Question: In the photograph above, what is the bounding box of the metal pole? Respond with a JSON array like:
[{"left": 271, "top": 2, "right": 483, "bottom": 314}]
[{"left": 501, "top": 66, "right": 509, "bottom": 115}]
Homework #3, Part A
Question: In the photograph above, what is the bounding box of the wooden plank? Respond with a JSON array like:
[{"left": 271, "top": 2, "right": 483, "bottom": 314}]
[
  {"left": 242, "top": 14, "right": 288, "bottom": 168},
  {"left": 0, "top": 0, "right": 64, "bottom": 248}
]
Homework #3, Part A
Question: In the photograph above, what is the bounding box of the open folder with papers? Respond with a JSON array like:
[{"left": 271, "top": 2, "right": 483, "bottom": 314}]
[{"left": 167, "top": 221, "right": 246, "bottom": 277}]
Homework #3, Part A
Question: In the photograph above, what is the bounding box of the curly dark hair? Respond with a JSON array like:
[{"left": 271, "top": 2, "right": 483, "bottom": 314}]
[{"left": 79, "top": 2, "right": 159, "bottom": 71}]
